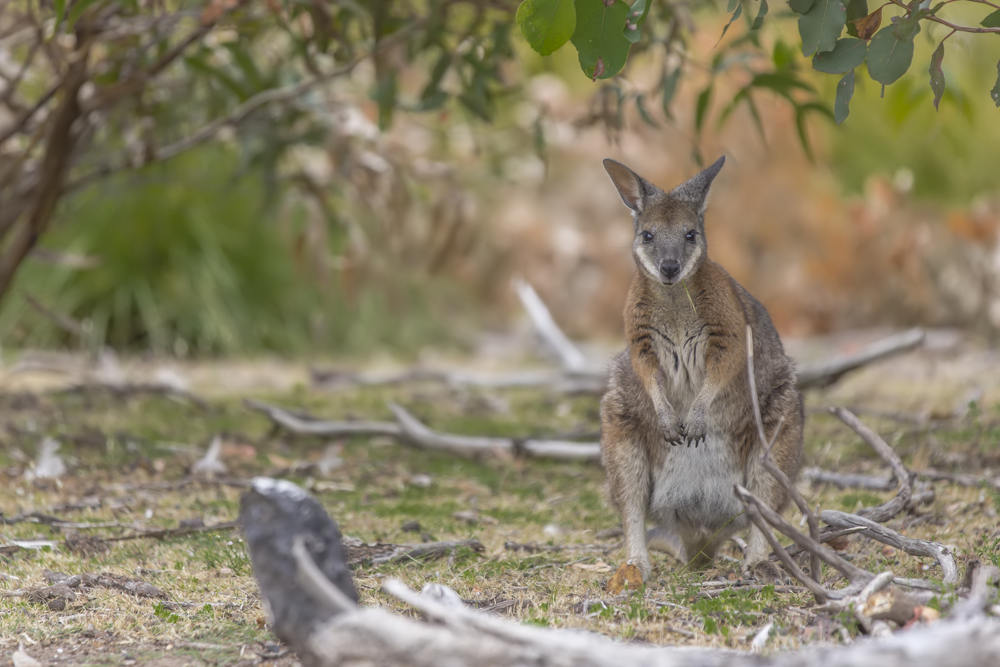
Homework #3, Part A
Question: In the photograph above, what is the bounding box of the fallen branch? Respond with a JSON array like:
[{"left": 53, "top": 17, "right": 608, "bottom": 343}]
[
  {"left": 241, "top": 478, "right": 1000, "bottom": 667},
  {"left": 818, "top": 509, "right": 959, "bottom": 584},
  {"left": 796, "top": 328, "right": 925, "bottom": 390},
  {"left": 104, "top": 520, "right": 240, "bottom": 542},
  {"left": 915, "top": 469, "right": 1000, "bottom": 492},
  {"left": 802, "top": 467, "right": 895, "bottom": 491},
  {"left": 512, "top": 278, "right": 587, "bottom": 372},
  {"left": 344, "top": 537, "right": 485, "bottom": 567},
  {"left": 830, "top": 407, "right": 912, "bottom": 523},
  {"left": 247, "top": 399, "right": 601, "bottom": 462},
  {"left": 246, "top": 398, "right": 401, "bottom": 438}
]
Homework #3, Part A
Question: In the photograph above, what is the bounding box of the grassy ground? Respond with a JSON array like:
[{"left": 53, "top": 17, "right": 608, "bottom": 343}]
[{"left": 1, "top": 349, "right": 999, "bottom": 665}]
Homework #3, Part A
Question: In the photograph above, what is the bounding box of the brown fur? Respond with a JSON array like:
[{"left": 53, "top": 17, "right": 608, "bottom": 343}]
[{"left": 600, "top": 157, "right": 803, "bottom": 578}]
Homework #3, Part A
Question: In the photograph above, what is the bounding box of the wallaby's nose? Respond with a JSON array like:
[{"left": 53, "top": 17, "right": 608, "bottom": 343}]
[{"left": 660, "top": 260, "right": 680, "bottom": 280}]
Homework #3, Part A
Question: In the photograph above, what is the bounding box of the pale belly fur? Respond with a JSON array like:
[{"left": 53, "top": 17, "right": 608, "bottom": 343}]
[{"left": 648, "top": 434, "right": 748, "bottom": 541}]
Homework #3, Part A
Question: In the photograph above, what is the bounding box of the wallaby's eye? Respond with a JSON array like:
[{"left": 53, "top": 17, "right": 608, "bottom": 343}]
[
  {"left": 641, "top": 231, "right": 653, "bottom": 244},
  {"left": 685, "top": 230, "right": 697, "bottom": 243}
]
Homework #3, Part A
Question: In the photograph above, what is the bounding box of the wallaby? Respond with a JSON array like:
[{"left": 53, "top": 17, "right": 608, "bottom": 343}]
[{"left": 599, "top": 156, "right": 803, "bottom": 581}]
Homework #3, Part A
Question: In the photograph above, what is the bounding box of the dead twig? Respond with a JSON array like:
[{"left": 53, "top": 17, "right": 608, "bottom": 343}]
[
  {"left": 830, "top": 407, "right": 912, "bottom": 523},
  {"left": 802, "top": 467, "right": 896, "bottom": 491},
  {"left": 818, "top": 509, "right": 959, "bottom": 584},
  {"left": 247, "top": 399, "right": 601, "bottom": 462},
  {"left": 104, "top": 520, "right": 239, "bottom": 542},
  {"left": 513, "top": 278, "right": 587, "bottom": 372},
  {"left": 796, "top": 328, "right": 925, "bottom": 389}
]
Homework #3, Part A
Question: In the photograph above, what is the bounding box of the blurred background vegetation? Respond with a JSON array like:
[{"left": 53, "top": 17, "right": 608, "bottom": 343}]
[{"left": 1, "top": 0, "right": 999, "bottom": 359}]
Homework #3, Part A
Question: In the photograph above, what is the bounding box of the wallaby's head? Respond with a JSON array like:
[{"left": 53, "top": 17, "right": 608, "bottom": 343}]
[{"left": 603, "top": 156, "right": 725, "bottom": 285}]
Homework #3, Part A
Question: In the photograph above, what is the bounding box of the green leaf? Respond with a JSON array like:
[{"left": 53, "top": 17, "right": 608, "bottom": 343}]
[
  {"left": 661, "top": 66, "right": 681, "bottom": 118},
  {"left": 571, "top": 0, "right": 633, "bottom": 80},
  {"left": 720, "top": 3, "right": 743, "bottom": 42},
  {"left": 635, "top": 93, "right": 659, "bottom": 127},
  {"left": 788, "top": 0, "right": 816, "bottom": 14},
  {"left": 799, "top": 0, "right": 847, "bottom": 57},
  {"left": 66, "top": 0, "right": 100, "bottom": 30},
  {"left": 892, "top": 9, "right": 925, "bottom": 43},
  {"left": 929, "top": 41, "right": 945, "bottom": 111},
  {"left": 370, "top": 72, "right": 397, "bottom": 130},
  {"left": 728, "top": 0, "right": 740, "bottom": 11},
  {"left": 981, "top": 8, "right": 1000, "bottom": 28},
  {"left": 772, "top": 40, "right": 797, "bottom": 70},
  {"left": 812, "top": 37, "right": 867, "bottom": 73},
  {"left": 54, "top": 0, "right": 66, "bottom": 22},
  {"left": 752, "top": 0, "right": 769, "bottom": 30},
  {"left": 794, "top": 102, "right": 833, "bottom": 161},
  {"left": 750, "top": 71, "right": 815, "bottom": 100},
  {"left": 624, "top": 0, "right": 652, "bottom": 43},
  {"left": 844, "top": 0, "right": 868, "bottom": 37},
  {"left": 834, "top": 69, "right": 855, "bottom": 123},
  {"left": 866, "top": 26, "right": 914, "bottom": 85},
  {"left": 516, "top": 0, "right": 577, "bottom": 57},
  {"left": 695, "top": 84, "right": 713, "bottom": 136},
  {"left": 991, "top": 60, "right": 1000, "bottom": 108}
]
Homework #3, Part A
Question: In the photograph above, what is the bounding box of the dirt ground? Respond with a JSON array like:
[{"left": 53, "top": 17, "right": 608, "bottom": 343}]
[{"left": 2, "top": 328, "right": 999, "bottom": 666}]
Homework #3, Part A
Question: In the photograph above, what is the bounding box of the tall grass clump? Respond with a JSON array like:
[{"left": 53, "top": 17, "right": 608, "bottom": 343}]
[{"left": 0, "top": 147, "right": 474, "bottom": 357}]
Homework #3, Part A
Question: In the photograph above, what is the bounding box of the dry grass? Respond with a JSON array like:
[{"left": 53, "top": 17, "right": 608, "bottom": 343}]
[{"left": 1, "top": 351, "right": 999, "bottom": 665}]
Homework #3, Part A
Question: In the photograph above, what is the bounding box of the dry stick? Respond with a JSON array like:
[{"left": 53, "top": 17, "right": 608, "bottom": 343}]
[
  {"left": 915, "top": 468, "right": 1000, "bottom": 492},
  {"left": 830, "top": 407, "right": 912, "bottom": 523},
  {"left": 246, "top": 399, "right": 601, "bottom": 462},
  {"left": 796, "top": 328, "right": 925, "bottom": 389},
  {"left": 745, "top": 504, "right": 832, "bottom": 601},
  {"left": 818, "top": 510, "right": 959, "bottom": 584},
  {"left": 802, "top": 467, "right": 896, "bottom": 491},
  {"left": 512, "top": 278, "right": 587, "bottom": 373},
  {"left": 245, "top": 399, "right": 402, "bottom": 438},
  {"left": 104, "top": 520, "right": 239, "bottom": 542},
  {"left": 746, "top": 326, "right": 824, "bottom": 601},
  {"left": 735, "top": 484, "right": 873, "bottom": 593}
]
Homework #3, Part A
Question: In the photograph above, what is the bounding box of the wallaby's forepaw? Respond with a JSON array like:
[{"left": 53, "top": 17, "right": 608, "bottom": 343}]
[
  {"left": 657, "top": 411, "right": 684, "bottom": 446},
  {"left": 681, "top": 406, "right": 707, "bottom": 446}
]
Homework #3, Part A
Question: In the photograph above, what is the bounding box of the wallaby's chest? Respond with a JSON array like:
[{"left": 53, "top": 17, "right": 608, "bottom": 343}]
[{"left": 653, "top": 317, "right": 707, "bottom": 415}]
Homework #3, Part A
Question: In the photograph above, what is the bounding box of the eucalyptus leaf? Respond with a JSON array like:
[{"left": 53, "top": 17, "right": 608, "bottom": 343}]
[
  {"left": 752, "top": 0, "right": 769, "bottom": 30},
  {"left": 661, "top": 66, "right": 681, "bottom": 118},
  {"left": 788, "top": 0, "right": 816, "bottom": 14},
  {"left": 635, "top": 93, "right": 659, "bottom": 127},
  {"left": 834, "top": 69, "right": 855, "bottom": 123},
  {"left": 799, "top": 0, "right": 847, "bottom": 57},
  {"left": 695, "top": 84, "right": 713, "bottom": 136},
  {"left": 929, "top": 41, "right": 945, "bottom": 111},
  {"left": 981, "top": 8, "right": 1000, "bottom": 28},
  {"left": 516, "top": 0, "right": 577, "bottom": 56},
  {"left": 812, "top": 38, "right": 866, "bottom": 73},
  {"left": 844, "top": 0, "right": 867, "bottom": 37},
  {"left": 721, "top": 3, "right": 743, "bottom": 42},
  {"left": 570, "top": 0, "right": 632, "bottom": 80},
  {"left": 624, "top": 0, "right": 652, "bottom": 43},
  {"left": 866, "top": 26, "right": 914, "bottom": 85},
  {"left": 991, "top": 59, "right": 1000, "bottom": 108}
]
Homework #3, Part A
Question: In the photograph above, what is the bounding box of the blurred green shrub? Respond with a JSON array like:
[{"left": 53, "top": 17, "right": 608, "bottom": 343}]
[
  {"left": 1, "top": 148, "right": 472, "bottom": 357},
  {"left": 822, "top": 32, "right": 1000, "bottom": 204}
]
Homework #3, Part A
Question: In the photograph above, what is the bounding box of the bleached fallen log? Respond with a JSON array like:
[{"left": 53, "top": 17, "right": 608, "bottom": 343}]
[
  {"left": 247, "top": 399, "right": 601, "bottom": 462},
  {"left": 241, "top": 478, "right": 1000, "bottom": 667},
  {"left": 246, "top": 399, "right": 402, "bottom": 438},
  {"left": 796, "top": 328, "right": 925, "bottom": 390},
  {"left": 389, "top": 403, "right": 601, "bottom": 462},
  {"left": 513, "top": 278, "right": 588, "bottom": 373},
  {"left": 819, "top": 509, "right": 959, "bottom": 585}
]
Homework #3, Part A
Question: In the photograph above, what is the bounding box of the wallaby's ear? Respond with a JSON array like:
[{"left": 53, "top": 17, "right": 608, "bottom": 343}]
[
  {"left": 671, "top": 156, "right": 726, "bottom": 214},
  {"left": 603, "top": 159, "right": 647, "bottom": 212}
]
